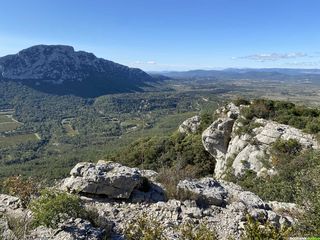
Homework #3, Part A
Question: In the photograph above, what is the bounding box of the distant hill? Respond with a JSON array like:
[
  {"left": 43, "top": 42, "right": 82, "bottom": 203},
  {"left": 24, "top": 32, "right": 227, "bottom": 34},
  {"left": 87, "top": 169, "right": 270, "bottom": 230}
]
[
  {"left": 160, "top": 68, "right": 320, "bottom": 82},
  {"left": 0, "top": 45, "right": 155, "bottom": 97}
]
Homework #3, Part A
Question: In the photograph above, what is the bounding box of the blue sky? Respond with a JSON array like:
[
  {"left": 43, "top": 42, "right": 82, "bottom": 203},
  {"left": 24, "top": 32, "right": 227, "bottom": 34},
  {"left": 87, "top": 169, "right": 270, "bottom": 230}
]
[{"left": 0, "top": 0, "right": 320, "bottom": 71}]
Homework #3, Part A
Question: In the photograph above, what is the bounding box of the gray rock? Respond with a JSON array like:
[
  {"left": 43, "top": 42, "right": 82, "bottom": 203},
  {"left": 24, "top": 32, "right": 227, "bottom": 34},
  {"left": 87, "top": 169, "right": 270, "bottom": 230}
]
[
  {"left": 177, "top": 178, "right": 227, "bottom": 206},
  {"left": 0, "top": 218, "right": 17, "bottom": 240},
  {"left": 62, "top": 161, "right": 166, "bottom": 202},
  {"left": 0, "top": 194, "right": 21, "bottom": 212},
  {"left": 202, "top": 118, "right": 235, "bottom": 154},
  {"left": 203, "top": 102, "right": 319, "bottom": 178},
  {"left": 27, "top": 218, "right": 106, "bottom": 240},
  {"left": 178, "top": 115, "right": 201, "bottom": 134},
  {"left": 62, "top": 161, "right": 144, "bottom": 199}
]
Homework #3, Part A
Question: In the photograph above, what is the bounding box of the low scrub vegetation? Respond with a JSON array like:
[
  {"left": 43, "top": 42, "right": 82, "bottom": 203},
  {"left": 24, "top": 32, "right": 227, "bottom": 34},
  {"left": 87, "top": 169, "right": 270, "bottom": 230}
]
[
  {"left": 124, "top": 214, "right": 166, "bottom": 240},
  {"left": 29, "top": 189, "right": 84, "bottom": 228},
  {"left": 1, "top": 176, "right": 39, "bottom": 207},
  {"left": 179, "top": 221, "right": 218, "bottom": 240},
  {"left": 241, "top": 215, "right": 292, "bottom": 240},
  {"left": 124, "top": 214, "right": 218, "bottom": 240},
  {"left": 240, "top": 99, "right": 320, "bottom": 134},
  {"left": 108, "top": 113, "right": 216, "bottom": 178}
]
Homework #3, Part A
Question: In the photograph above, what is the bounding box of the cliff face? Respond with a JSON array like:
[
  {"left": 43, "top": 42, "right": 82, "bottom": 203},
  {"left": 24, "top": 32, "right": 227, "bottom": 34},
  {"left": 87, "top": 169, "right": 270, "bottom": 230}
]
[{"left": 202, "top": 102, "right": 319, "bottom": 178}]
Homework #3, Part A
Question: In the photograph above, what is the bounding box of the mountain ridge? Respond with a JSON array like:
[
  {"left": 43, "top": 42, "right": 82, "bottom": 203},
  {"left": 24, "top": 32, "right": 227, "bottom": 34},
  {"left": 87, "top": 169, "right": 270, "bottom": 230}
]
[{"left": 0, "top": 45, "right": 155, "bottom": 97}]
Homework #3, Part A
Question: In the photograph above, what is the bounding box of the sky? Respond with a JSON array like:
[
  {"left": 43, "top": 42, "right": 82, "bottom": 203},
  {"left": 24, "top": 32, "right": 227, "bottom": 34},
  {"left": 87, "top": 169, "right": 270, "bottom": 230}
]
[{"left": 0, "top": 0, "right": 320, "bottom": 71}]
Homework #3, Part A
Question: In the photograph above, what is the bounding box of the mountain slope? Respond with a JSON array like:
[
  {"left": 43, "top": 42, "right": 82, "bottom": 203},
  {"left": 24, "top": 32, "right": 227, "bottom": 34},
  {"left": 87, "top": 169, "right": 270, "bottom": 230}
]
[{"left": 0, "top": 45, "right": 155, "bottom": 97}]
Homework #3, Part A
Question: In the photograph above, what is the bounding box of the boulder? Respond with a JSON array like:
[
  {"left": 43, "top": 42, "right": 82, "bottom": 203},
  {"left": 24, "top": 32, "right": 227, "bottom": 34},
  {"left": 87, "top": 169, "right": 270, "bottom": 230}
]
[
  {"left": 62, "top": 161, "right": 144, "bottom": 199},
  {"left": 62, "top": 161, "right": 166, "bottom": 202},
  {"left": 178, "top": 115, "right": 201, "bottom": 134},
  {"left": 177, "top": 178, "right": 227, "bottom": 206}
]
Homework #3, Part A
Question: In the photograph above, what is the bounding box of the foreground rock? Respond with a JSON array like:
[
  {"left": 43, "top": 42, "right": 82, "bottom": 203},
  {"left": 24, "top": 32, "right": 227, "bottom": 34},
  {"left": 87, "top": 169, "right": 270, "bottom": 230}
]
[
  {"left": 61, "top": 161, "right": 166, "bottom": 202},
  {"left": 178, "top": 115, "right": 201, "bottom": 134},
  {"left": 84, "top": 176, "right": 297, "bottom": 239},
  {"left": 27, "top": 218, "right": 106, "bottom": 240},
  {"left": 0, "top": 160, "right": 301, "bottom": 240},
  {"left": 202, "top": 103, "right": 319, "bottom": 178}
]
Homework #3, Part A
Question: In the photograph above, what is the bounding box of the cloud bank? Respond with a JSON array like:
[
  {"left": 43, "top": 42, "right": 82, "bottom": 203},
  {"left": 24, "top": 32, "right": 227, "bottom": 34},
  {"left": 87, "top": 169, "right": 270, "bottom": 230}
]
[{"left": 240, "top": 52, "right": 308, "bottom": 62}]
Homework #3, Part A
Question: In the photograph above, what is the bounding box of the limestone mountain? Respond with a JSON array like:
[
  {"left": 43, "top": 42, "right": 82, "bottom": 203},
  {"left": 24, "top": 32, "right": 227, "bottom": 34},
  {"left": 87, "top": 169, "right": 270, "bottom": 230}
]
[{"left": 0, "top": 45, "right": 155, "bottom": 97}]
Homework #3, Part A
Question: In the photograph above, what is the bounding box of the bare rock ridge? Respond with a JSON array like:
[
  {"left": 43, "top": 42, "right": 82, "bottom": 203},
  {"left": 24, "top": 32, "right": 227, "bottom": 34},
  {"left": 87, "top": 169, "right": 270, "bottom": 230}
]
[
  {"left": 0, "top": 45, "right": 155, "bottom": 97},
  {"left": 202, "top": 102, "right": 319, "bottom": 178},
  {"left": 0, "top": 161, "right": 300, "bottom": 239}
]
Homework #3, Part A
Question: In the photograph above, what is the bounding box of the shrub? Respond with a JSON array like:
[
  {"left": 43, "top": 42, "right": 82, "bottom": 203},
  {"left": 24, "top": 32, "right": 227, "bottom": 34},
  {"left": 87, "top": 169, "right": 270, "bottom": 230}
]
[
  {"left": 29, "top": 189, "right": 84, "bottom": 228},
  {"left": 294, "top": 165, "right": 320, "bottom": 236},
  {"left": 110, "top": 132, "right": 215, "bottom": 179},
  {"left": 271, "top": 138, "right": 302, "bottom": 158},
  {"left": 241, "top": 215, "right": 292, "bottom": 240},
  {"left": 2, "top": 176, "right": 39, "bottom": 207},
  {"left": 157, "top": 165, "right": 198, "bottom": 200},
  {"left": 124, "top": 214, "right": 166, "bottom": 240},
  {"left": 179, "top": 221, "right": 218, "bottom": 240},
  {"left": 239, "top": 99, "right": 320, "bottom": 135},
  {"left": 305, "top": 118, "right": 320, "bottom": 134},
  {"left": 198, "top": 112, "right": 214, "bottom": 132},
  {"left": 234, "top": 97, "right": 250, "bottom": 107}
]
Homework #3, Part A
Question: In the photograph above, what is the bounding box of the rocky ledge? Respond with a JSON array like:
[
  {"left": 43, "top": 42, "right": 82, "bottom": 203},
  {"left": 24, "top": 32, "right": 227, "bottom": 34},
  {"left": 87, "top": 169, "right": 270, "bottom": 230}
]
[
  {"left": 202, "top": 102, "right": 319, "bottom": 178},
  {"left": 0, "top": 161, "right": 300, "bottom": 240}
]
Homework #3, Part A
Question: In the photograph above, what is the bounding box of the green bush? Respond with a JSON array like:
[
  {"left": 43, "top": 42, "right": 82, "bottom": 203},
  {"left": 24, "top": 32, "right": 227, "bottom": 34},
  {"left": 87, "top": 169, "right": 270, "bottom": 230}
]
[
  {"left": 239, "top": 99, "right": 320, "bottom": 135},
  {"left": 124, "top": 214, "right": 166, "bottom": 240},
  {"left": 179, "top": 221, "right": 218, "bottom": 240},
  {"left": 108, "top": 132, "right": 215, "bottom": 177},
  {"left": 271, "top": 138, "right": 302, "bottom": 161},
  {"left": 233, "top": 97, "right": 250, "bottom": 107},
  {"left": 241, "top": 215, "right": 292, "bottom": 240},
  {"left": 29, "top": 189, "right": 84, "bottom": 228}
]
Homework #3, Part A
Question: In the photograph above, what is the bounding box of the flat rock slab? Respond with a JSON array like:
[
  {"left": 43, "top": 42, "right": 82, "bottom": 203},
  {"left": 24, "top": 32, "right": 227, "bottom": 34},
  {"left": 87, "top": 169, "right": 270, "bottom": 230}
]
[{"left": 62, "top": 161, "right": 143, "bottom": 199}]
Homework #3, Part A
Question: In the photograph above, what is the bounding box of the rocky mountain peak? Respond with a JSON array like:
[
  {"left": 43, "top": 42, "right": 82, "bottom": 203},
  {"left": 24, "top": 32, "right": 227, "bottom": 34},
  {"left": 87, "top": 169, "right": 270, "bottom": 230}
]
[{"left": 0, "top": 45, "right": 154, "bottom": 97}]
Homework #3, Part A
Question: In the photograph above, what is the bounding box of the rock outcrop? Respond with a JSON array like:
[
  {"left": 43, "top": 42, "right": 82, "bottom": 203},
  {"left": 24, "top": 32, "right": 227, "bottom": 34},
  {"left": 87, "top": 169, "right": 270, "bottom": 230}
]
[
  {"left": 178, "top": 115, "right": 201, "bottom": 134},
  {"left": 83, "top": 175, "right": 296, "bottom": 239},
  {"left": 202, "top": 103, "right": 240, "bottom": 177},
  {"left": 0, "top": 161, "right": 300, "bottom": 240},
  {"left": 202, "top": 103, "right": 319, "bottom": 178},
  {"left": 61, "top": 161, "right": 166, "bottom": 203}
]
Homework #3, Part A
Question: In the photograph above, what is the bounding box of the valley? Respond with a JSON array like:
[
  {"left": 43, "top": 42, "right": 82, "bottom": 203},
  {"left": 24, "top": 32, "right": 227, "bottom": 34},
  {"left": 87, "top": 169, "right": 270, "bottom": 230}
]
[{"left": 1, "top": 75, "right": 320, "bottom": 181}]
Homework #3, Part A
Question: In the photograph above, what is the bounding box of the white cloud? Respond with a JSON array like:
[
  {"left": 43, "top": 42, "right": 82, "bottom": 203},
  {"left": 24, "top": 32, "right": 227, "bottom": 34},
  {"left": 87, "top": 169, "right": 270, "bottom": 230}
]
[
  {"left": 146, "top": 61, "right": 157, "bottom": 65},
  {"left": 286, "top": 61, "right": 320, "bottom": 67},
  {"left": 239, "top": 52, "right": 308, "bottom": 62},
  {"left": 134, "top": 60, "right": 157, "bottom": 65}
]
